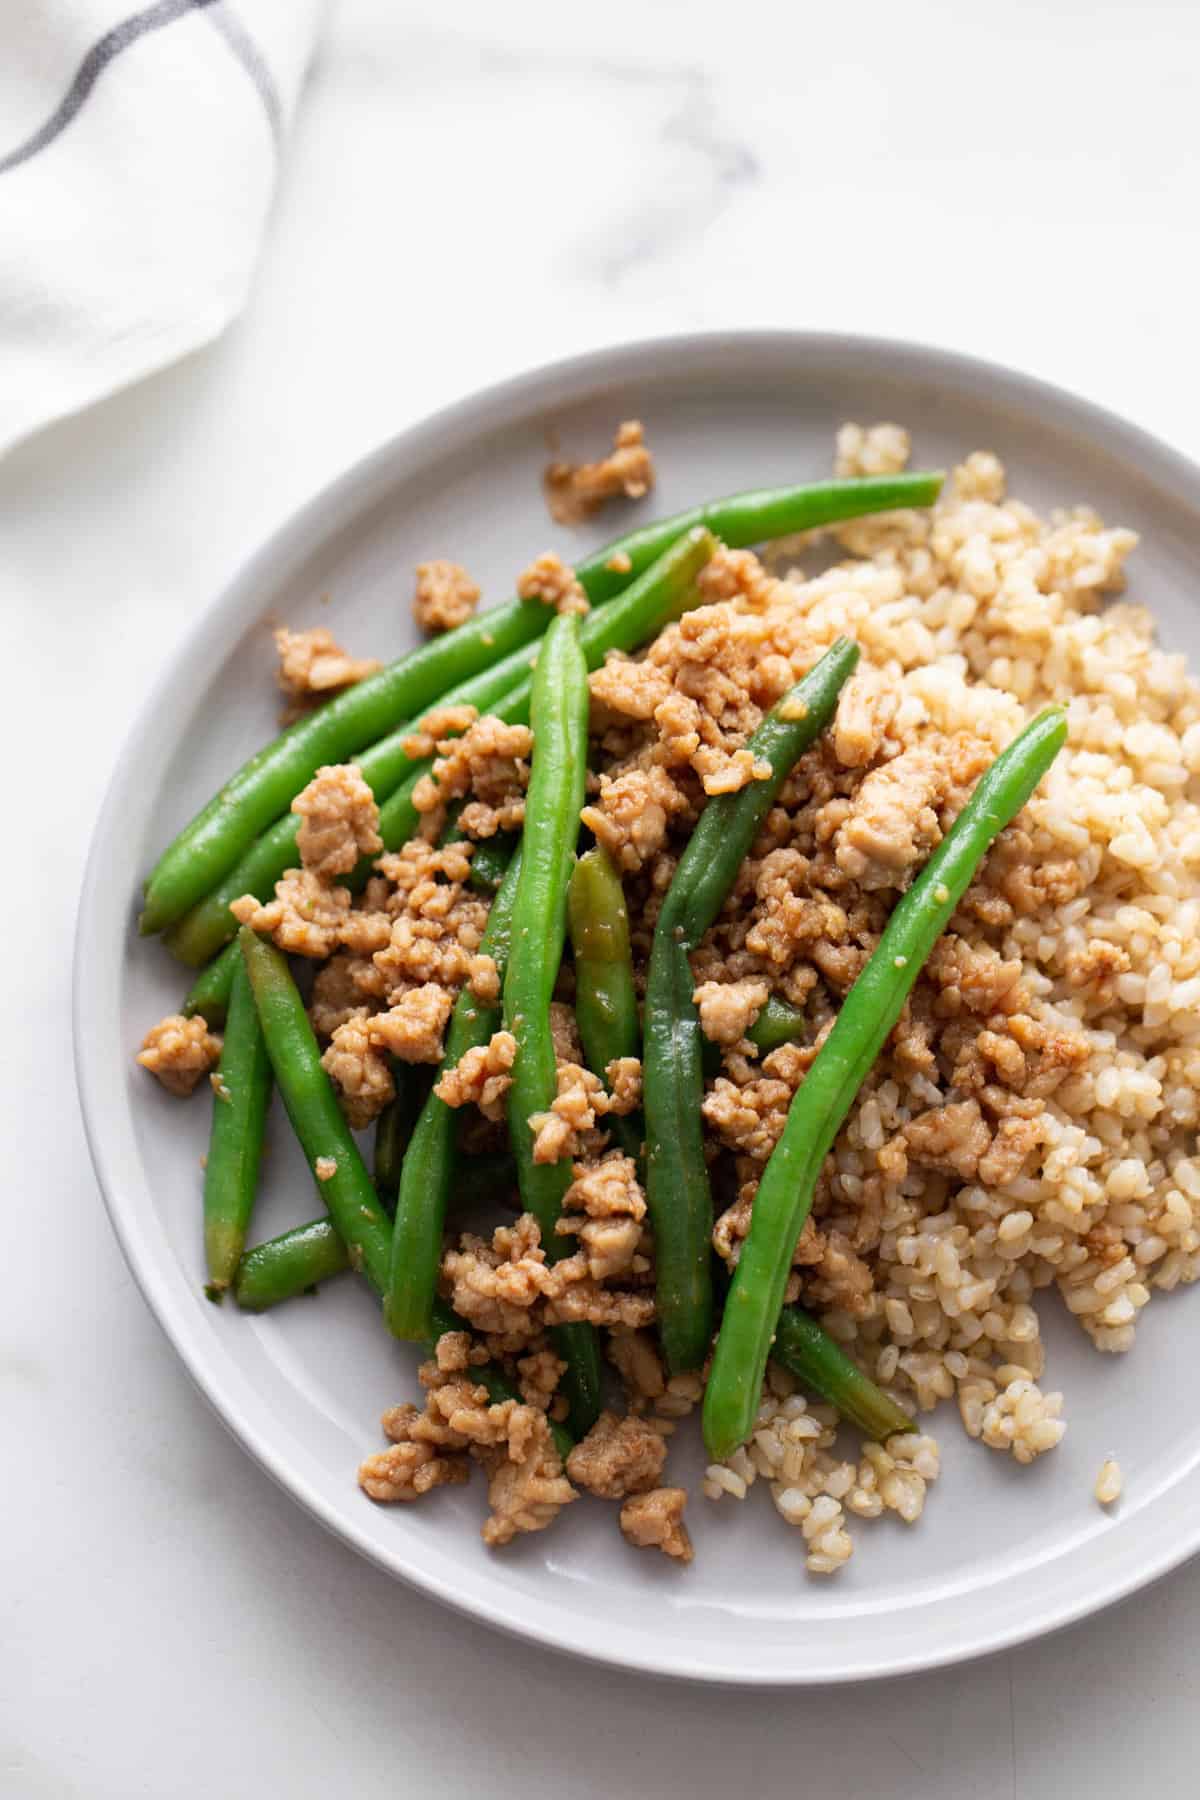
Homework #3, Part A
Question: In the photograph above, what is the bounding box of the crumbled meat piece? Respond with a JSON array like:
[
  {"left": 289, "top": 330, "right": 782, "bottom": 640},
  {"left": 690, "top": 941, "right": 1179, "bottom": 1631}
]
[
  {"left": 358, "top": 1438, "right": 470, "bottom": 1501},
  {"left": 528, "top": 1062, "right": 609, "bottom": 1164},
  {"left": 136, "top": 1014, "right": 222, "bottom": 1096},
  {"left": 803, "top": 1229, "right": 875, "bottom": 1318},
  {"left": 693, "top": 978, "right": 769, "bottom": 1047},
  {"left": 544, "top": 419, "right": 655, "bottom": 525},
  {"left": 321, "top": 1012, "right": 394, "bottom": 1128},
  {"left": 314, "top": 1157, "right": 338, "bottom": 1182},
  {"left": 516, "top": 550, "right": 589, "bottom": 616},
  {"left": 834, "top": 745, "right": 946, "bottom": 889},
  {"left": 434, "top": 1030, "right": 517, "bottom": 1120},
  {"left": 925, "top": 936, "right": 1027, "bottom": 1017},
  {"left": 360, "top": 1369, "right": 577, "bottom": 1545},
  {"left": 274, "top": 626, "right": 380, "bottom": 704},
  {"left": 544, "top": 1283, "right": 656, "bottom": 1328},
  {"left": 588, "top": 654, "right": 672, "bottom": 727},
  {"left": 466, "top": 953, "right": 500, "bottom": 1004},
  {"left": 232, "top": 869, "right": 351, "bottom": 958},
  {"left": 516, "top": 1347, "right": 566, "bottom": 1411},
  {"left": 902, "top": 1099, "right": 993, "bottom": 1180},
  {"left": 557, "top": 1152, "right": 646, "bottom": 1279},
  {"left": 604, "top": 1056, "right": 642, "bottom": 1114},
  {"left": 703, "top": 1074, "right": 792, "bottom": 1161},
  {"left": 580, "top": 762, "right": 689, "bottom": 872},
  {"left": 566, "top": 1410, "right": 667, "bottom": 1499},
  {"left": 607, "top": 1328, "right": 666, "bottom": 1404},
  {"left": 367, "top": 984, "right": 454, "bottom": 1064},
  {"left": 401, "top": 703, "right": 480, "bottom": 761},
  {"left": 413, "top": 560, "right": 481, "bottom": 633},
  {"left": 309, "top": 954, "right": 376, "bottom": 1037},
  {"left": 834, "top": 664, "right": 900, "bottom": 768},
  {"left": 619, "top": 1487, "right": 693, "bottom": 1563},
  {"left": 433, "top": 1330, "right": 481, "bottom": 1374},
  {"left": 977, "top": 1114, "right": 1043, "bottom": 1185},
  {"left": 695, "top": 545, "right": 779, "bottom": 609},
  {"left": 292, "top": 763, "right": 382, "bottom": 881},
  {"left": 411, "top": 715, "right": 532, "bottom": 819},
  {"left": 479, "top": 1413, "right": 578, "bottom": 1547}
]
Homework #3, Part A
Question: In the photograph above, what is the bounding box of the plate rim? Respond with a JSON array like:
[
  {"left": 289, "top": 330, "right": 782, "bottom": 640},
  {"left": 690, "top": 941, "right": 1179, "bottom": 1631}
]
[{"left": 74, "top": 328, "right": 1200, "bottom": 1685}]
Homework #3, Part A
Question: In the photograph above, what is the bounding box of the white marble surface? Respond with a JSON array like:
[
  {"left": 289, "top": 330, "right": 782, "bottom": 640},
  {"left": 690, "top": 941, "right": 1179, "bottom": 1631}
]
[{"left": 6, "top": 0, "right": 1200, "bottom": 1792}]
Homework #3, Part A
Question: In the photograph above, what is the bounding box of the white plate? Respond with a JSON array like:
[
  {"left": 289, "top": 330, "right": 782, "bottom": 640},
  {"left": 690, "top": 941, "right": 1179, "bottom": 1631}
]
[{"left": 75, "top": 332, "right": 1200, "bottom": 1685}]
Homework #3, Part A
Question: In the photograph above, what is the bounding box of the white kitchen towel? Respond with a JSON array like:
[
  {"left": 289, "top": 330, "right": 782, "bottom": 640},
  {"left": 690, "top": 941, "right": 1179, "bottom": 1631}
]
[{"left": 0, "top": 0, "right": 325, "bottom": 458}]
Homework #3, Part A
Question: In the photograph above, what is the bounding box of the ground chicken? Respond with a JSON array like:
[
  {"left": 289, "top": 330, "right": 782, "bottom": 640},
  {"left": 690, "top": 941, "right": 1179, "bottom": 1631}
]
[
  {"left": 566, "top": 1410, "right": 667, "bottom": 1499},
  {"left": 411, "top": 715, "right": 532, "bottom": 823},
  {"left": 580, "top": 762, "right": 689, "bottom": 871},
  {"left": 557, "top": 1152, "right": 646, "bottom": 1280},
  {"left": 434, "top": 1030, "right": 517, "bottom": 1120},
  {"left": 528, "top": 1062, "right": 610, "bottom": 1164},
  {"left": 693, "top": 978, "right": 769, "bottom": 1047},
  {"left": 274, "top": 626, "right": 380, "bottom": 706},
  {"left": 619, "top": 1487, "right": 693, "bottom": 1563},
  {"left": 835, "top": 745, "right": 946, "bottom": 890},
  {"left": 292, "top": 763, "right": 382, "bottom": 881},
  {"left": 543, "top": 419, "right": 655, "bottom": 525},
  {"left": 321, "top": 1012, "right": 394, "bottom": 1128},
  {"left": 834, "top": 663, "right": 901, "bottom": 768},
  {"left": 901, "top": 1099, "right": 993, "bottom": 1180},
  {"left": 136, "top": 1014, "right": 222, "bottom": 1096},
  {"left": 516, "top": 1347, "right": 566, "bottom": 1411},
  {"left": 413, "top": 560, "right": 480, "bottom": 633},
  {"left": 232, "top": 869, "right": 352, "bottom": 958},
  {"left": 516, "top": 550, "right": 589, "bottom": 616},
  {"left": 607, "top": 1328, "right": 666, "bottom": 1405},
  {"left": 357, "top": 1436, "right": 470, "bottom": 1501},
  {"left": 367, "top": 984, "right": 454, "bottom": 1064},
  {"left": 400, "top": 703, "right": 480, "bottom": 760},
  {"left": 588, "top": 653, "right": 672, "bottom": 728},
  {"left": 604, "top": 1056, "right": 642, "bottom": 1114}
]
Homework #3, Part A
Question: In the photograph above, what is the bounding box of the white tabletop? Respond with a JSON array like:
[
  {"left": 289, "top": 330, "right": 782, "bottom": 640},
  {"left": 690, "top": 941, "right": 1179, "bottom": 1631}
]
[{"left": 7, "top": 1, "right": 1200, "bottom": 1791}]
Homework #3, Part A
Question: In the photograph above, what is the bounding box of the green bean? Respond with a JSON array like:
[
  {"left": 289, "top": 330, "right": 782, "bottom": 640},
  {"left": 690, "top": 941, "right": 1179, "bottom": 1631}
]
[
  {"left": 703, "top": 704, "right": 1069, "bottom": 1459},
  {"left": 567, "top": 846, "right": 643, "bottom": 1161},
  {"left": 144, "top": 470, "right": 941, "bottom": 936},
  {"left": 162, "top": 632, "right": 551, "bottom": 969},
  {"left": 503, "top": 612, "right": 602, "bottom": 1437},
  {"left": 748, "top": 994, "right": 807, "bottom": 1054},
  {"left": 466, "top": 834, "right": 515, "bottom": 895},
  {"left": 141, "top": 611, "right": 556, "bottom": 936},
  {"left": 388, "top": 850, "right": 522, "bottom": 1341},
  {"left": 235, "top": 1217, "right": 352, "bottom": 1309},
  {"left": 235, "top": 1157, "right": 521, "bottom": 1310},
  {"left": 202, "top": 954, "right": 273, "bottom": 1296},
  {"left": 699, "top": 993, "right": 810, "bottom": 1079},
  {"left": 770, "top": 1307, "right": 915, "bottom": 1440},
  {"left": 182, "top": 939, "right": 240, "bottom": 1025},
  {"left": 373, "top": 1064, "right": 429, "bottom": 1211},
  {"left": 236, "top": 926, "right": 562, "bottom": 1444},
  {"left": 643, "top": 638, "right": 862, "bottom": 1374},
  {"left": 239, "top": 926, "right": 393, "bottom": 1287}
]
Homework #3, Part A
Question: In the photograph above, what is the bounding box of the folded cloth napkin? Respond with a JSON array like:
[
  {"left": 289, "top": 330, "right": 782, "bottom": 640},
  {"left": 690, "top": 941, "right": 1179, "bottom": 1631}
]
[{"left": 0, "top": 0, "right": 325, "bottom": 458}]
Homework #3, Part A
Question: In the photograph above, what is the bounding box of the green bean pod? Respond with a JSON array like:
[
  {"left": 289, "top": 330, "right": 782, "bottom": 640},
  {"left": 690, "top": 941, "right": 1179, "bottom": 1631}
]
[
  {"left": 388, "top": 850, "right": 522, "bottom": 1341},
  {"left": 235, "top": 1217, "right": 352, "bottom": 1309},
  {"left": 703, "top": 705, "right": 1069, "bottom": 1460},
  {"left": 748, "top": 994, "right": 807, "bottom": 1054},
  {"left": 163, "top": 632, "right": 551, "bottom": 969},
  {"left": 770, "top": 1307, "right": 915, "bottom": 1440},
  {"left": 183, "top": 938, "right": 240, "bottom": 1025},
  {"left": 567, "top": 846, "right": 643, "bottom": 1161},
  {"left": 202, "top": 954, "right": 274, "bottom": 1295},
  {"left": 144, "top": 470, "right": 941, "bottom": 936},
  {"left": 238, "top": 926, "right": 395, "bottom": 1287},
  {"left": 373, "top": 1063, "right": 429, "bottom": 1211},
  {"left": 503, "top": 613, "right": 602, "bottom": 1436},
  {"left": 466, "top": 834, "right": 516, "bottom": 895},
  {"left": 643, "top": 638, "right": 862, "bottom": 1374}
]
